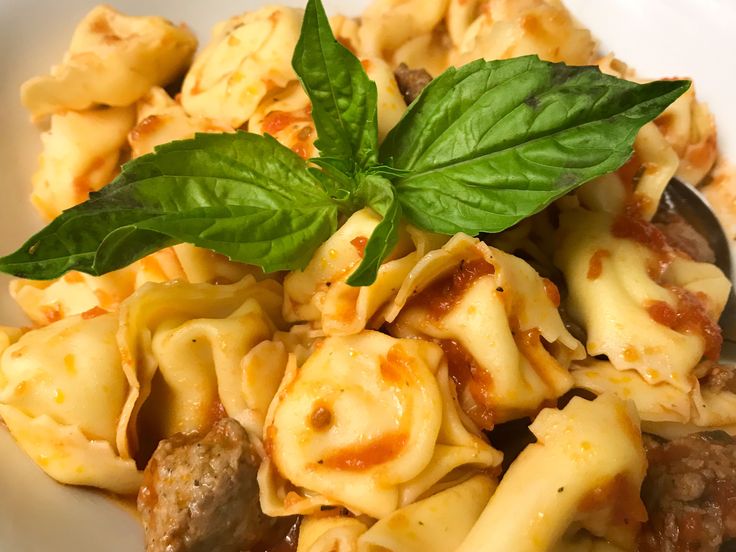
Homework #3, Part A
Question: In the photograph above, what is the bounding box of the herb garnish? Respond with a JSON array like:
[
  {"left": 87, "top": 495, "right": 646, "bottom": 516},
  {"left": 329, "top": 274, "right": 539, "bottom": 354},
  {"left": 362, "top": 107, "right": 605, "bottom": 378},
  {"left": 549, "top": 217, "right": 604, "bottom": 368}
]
[{"left": 0, "top": 0, "right": 689, "bottom": 286}]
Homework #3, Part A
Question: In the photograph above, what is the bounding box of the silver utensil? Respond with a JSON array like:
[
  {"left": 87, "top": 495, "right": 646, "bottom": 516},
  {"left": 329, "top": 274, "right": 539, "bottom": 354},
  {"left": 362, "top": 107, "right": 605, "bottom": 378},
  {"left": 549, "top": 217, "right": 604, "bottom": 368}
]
[{"left": 658, "top": 178, "right": 736, "bottom": 345}]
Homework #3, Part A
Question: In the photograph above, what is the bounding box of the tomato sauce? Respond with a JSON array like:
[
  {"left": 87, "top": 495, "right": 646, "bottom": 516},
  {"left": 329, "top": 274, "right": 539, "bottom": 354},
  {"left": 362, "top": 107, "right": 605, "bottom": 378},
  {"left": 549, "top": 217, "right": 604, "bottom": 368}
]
[
  {"left": 439, "top": 339, "right": 495, "bottom": 429},
  {"left": 579, "top": 473, "right": 648, "bottom": 526},
  {"left": 261, "top": 111, "right": 298, "bottom": 135},
  {"left": 586, "top": 249, "right": 611, "bottom": 280},
  {"left": 411, "top": 257, "right": 495, "bottom": 320},
  {"left": 350, "top": 236, "right": 368, "bottom": 258},
  {"left": 542, "top": 278, "right": 561, "bottom": 307},
  {"left": 322, "top": 432, "right": 408, "bottom": 471},
  {"left": 380, "top": 346, "right": 413, "bottom": 385},
  {"left": 646, "top": 286, "right": 722, "bottom": 360},
  {"left": 612, "top": 212, "right": 670, "bottom": 260},
  {"left": 81, "top": 306, "right": 108, "bottom": 320}
]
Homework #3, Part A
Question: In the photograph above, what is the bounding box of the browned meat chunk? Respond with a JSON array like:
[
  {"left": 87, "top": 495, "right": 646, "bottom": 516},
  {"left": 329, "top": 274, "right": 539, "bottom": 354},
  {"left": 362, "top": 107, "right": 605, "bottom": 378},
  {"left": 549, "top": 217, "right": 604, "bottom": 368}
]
[
  {"left": 394, "top": 63, "right": 432, "bottom": 105},
  {"left": 639, "top": 432, "right": 736, "bottom": 552},
  {"left": 138, "top": 417, "right": 279, "bottom": 552},
  {"left": 655, "top": 213, "right": 716, "bottom": 263},
  {"left": 700, "top": 361, "right": 736, "bottom": 394}
]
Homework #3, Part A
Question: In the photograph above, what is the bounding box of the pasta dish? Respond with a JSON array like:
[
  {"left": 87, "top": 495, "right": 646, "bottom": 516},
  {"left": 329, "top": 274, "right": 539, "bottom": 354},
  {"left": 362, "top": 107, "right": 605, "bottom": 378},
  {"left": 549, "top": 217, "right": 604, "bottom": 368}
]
[{"left": 1, "top": 0, "right": 734, "bottom": 551}]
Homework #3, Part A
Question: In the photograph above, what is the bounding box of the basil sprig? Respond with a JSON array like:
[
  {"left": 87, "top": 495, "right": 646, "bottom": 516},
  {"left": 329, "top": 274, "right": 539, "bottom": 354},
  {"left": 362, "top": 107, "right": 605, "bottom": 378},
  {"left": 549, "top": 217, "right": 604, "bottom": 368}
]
[{"left": 0, "top": 0, "right": 689, "bottom": 287}]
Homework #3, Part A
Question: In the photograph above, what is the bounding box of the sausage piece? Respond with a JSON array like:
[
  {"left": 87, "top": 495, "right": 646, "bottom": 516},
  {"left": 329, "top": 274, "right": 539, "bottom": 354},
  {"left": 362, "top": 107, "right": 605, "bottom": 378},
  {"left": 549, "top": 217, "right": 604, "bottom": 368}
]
[
  {"left": 639, "top": 432, "right": 736, "bottom": 552},
  {"left": 138, "top": 417, "right": 278, "bottom": 552},
  {"left": 394, "top": 63, "right": 432, "bottom": 105}
]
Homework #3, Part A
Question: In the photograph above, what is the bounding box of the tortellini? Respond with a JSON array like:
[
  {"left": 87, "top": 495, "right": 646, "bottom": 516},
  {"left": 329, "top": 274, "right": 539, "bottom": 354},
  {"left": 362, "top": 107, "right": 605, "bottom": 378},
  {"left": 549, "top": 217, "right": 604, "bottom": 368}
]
[
  {"left": 556, "top": 208, "right": 730, "bottom": 391},
  {"left": 576, "top": 122, "right": 679, "bottom": 222},
  {"left": 0, "top": 313, "right": 140, "bottom": 493},
  {"left": 128, "top": 87, "right": 231, "bottom": 158},
  {"left": 450, "top": 0, "right": 597, "bottom": 66},
  {"left": 284, "top": 208, "right": 447, "bottom": 336},
  {"left": 248, "top": 82, "right": 317, "bottom": 160},
  {"left": 387, "top": 233, "right": 585, "bottom": 427},
  {"left": 456, "top": 394, "right": 647, "bottom": 552},
  {"left": 21, "top": 5, "right": 196, "bottom": 119},
  {"left": 359, "top": 0, "right": 450, "bottom": 59},
  {"left": 0, "top": 276, "right": 286, "bottom": 494},
  {"left": 259, "top": 331, "right": 500, "bottom": 518},
  {"left": 359, "top": 474, "right": 495, "bottom": 552},
  {"left": 297, "top": 516, "right": 369, "bottom": 552},
  {"left": 654, "top": 84, "right": 718, "bottom": 186},
  {"left": 10, "top": 243, "right": 257, "bottom": 326},
  {"left": 30, "top": 106, "right": 135, "bottom": 220},
  {"left": 180, "top": 6, "right": 302, "bottom": 128},
  {"left": 115, "top": 277, "right": 284, "bottom": 460}
]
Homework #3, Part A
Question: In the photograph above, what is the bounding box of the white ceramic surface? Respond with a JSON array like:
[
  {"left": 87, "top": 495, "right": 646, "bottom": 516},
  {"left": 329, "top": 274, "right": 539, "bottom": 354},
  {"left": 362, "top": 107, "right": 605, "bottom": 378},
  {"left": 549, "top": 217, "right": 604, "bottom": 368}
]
[{"left": 0, "top": 1, "right": 734, "bottom": 550}]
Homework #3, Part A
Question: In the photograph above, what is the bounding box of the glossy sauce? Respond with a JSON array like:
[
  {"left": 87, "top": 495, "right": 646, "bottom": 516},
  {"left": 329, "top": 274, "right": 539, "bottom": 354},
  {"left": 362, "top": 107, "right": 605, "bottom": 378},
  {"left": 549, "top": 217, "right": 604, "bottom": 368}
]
[
  {"left": 380, "top": 345, "right": 413, "bottom": 385},
  {"left": 542, "top": 278, "right": 561, "bottom": 307},
  {"left": 81, "top": 306, "right": 108, "bottom": 319},
  {"left": 586, "top": 249, "right": 611, "bottom": 280},
  {"left": 439, "top": 339, "right": 495, "bottom": 429},
  {"left": 322, "top": 432, "right": 408, "bottom": 471},
  {"left": 411, "top": 257, "right": 495, "bottom": 320},
  {"left": 350, "top": 235, "right": 368, "bottom": 258},
  {"left": 612, "top": 211, "right": 670, "bottom": 260},
  {"left": 646, "top": 287, "right": 722, "bottom": 361},
  {"left": 261, "top": 110, "right": 299, "bottom": 135}
]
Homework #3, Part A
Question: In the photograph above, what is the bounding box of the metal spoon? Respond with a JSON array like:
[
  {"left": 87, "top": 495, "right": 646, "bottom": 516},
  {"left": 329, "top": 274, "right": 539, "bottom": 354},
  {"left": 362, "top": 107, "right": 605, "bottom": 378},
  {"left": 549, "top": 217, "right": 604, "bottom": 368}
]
[{"left": 657, "top": 178, "right": 736, "bottom": 344}]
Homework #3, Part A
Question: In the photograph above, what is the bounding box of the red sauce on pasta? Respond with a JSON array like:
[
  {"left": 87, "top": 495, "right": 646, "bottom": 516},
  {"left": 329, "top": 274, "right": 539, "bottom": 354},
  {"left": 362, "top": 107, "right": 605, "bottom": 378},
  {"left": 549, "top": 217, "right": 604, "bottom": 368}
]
[
  {"left": 439, "top": 339, "right": 495, "bottom": 429},
  {"left": 350, "top": 236, "right": 368, "bottom": 258},
  {"left": 380, "top": 345, "right": 413, "bottom": 384},
  {"left": 586, "top": 249, "right": 611, "bottom": 280},
  {"left": 322, "top": 432, "right": 408, "bottom": 471},
  {"left": 612, "top": 212, "right": 670, "bottom": 259},
  {"left": 542, "top": 278, "right": 560, "bottom": 307},
  {"left": 412, "top": 257, "right": 495, "bottom": 320},
  {"left": 262, "top": 111, "right": 298, "bottom": 135},
  {"left": 81, "top": 306, "right": 108, "bottom": 319},
  {"left": 646, "top": 287, "right": 722, "bottom": 361},
  {"left": 579, "top": 473, "right": 648, "bottom": 526}
]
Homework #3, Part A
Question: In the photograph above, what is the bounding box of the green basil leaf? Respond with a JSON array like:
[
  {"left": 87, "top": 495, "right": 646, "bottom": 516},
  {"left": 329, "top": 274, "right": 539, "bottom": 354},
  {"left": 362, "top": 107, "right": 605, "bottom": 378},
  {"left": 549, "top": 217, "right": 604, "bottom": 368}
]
[
  {"left": 381, "top": 56, "right": 690, "bottom": 234},
  {"left": 292, "top": 0, "right": 379, "bottom": 174},
  {"left": 347, "top": 176, "right": 401, "bottom": 287},
  {"left": 0, "top": 132, "right": 338, "bottom": 279}
]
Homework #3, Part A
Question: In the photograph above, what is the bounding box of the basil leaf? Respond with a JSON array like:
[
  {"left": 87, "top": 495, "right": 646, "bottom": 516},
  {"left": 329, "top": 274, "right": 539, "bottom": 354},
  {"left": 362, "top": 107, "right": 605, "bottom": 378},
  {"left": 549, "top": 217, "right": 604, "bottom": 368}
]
[
  {"left": 292, "top": 0, "right": 379, "bottom": 174},
  {"left": 347, "top": 176, "right": 401, "bottom": 287},
  {"left": 0, "top": 132, "right": 338, "bottom": 279},
  {"left": 382, "top": 56, "right": 690, "bottom": 234}
]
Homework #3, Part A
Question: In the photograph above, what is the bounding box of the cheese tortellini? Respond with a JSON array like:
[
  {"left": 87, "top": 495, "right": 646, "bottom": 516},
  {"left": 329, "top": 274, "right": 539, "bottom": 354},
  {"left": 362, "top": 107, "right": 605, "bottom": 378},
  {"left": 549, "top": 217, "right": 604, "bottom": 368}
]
[
  {"left": 260, "top": 332, "right": 500, "bottom": 518},
  {"left": 115, "top": 277, "right": 284, "bottom": 460},
  {"left": 30, "top": 106, "right": 135, "bottom": 220},
  {"left": 456, "top": 394, "right": 647, "bottom": 552},
  {"left": 284, "top": 208, "right": 447, "bottom": 336},
  {"left": 21, "top": 6, "right": 197, "bottom": 119},
  {"left": 180, "top": 6, "right": 302, "bottom": 128},
  {"left": 0, "top": 276, "right": 285, "bottom": 493},
  {"left": 0, "top": 313, "right": 140, "bottom": 493},
  {"left": 387, "top": 233, "right": 585, "bottom": 427},
  {"left": 10, "top": 243, "right": 257, "bottom": 326},
  {"left": 128, "top": 87, "right": 232, "bottom": 158},
  {"left": 556, "top": 208, "right": 729, "bottom": 391}
]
